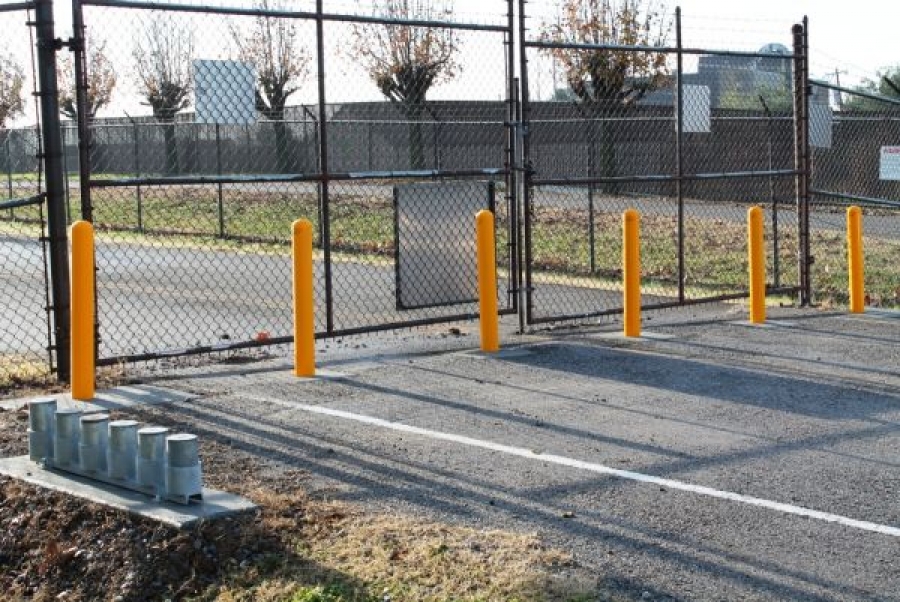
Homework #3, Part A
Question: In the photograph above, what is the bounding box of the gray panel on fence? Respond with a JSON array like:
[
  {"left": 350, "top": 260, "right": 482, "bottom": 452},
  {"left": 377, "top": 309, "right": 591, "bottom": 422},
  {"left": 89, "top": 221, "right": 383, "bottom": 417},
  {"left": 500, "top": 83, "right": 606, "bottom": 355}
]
[
  {"left": 809, "top": 103, "right": 833, "bottom": 149},
  {"left": 683, "top": 85, "right": 711, "bottom": 134},
  {"left": 193, "top": 60, "right": 257, "bottom": 126},
  {"left": 395, "top": 181, "right": 493, "bottom": 310}
]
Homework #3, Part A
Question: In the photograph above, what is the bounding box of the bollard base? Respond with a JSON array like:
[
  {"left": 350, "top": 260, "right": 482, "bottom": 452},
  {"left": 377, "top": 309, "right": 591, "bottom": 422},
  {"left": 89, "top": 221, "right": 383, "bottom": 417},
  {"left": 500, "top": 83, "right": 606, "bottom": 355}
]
[
  {"left": 0, "top": 455, "right": 255, "bottom": 528},
  {"left": 729, "top": 320, "right": 796, "bottom": 329},
  {"left": 41, "top": 456, "right": 203, "bottom": 506}
]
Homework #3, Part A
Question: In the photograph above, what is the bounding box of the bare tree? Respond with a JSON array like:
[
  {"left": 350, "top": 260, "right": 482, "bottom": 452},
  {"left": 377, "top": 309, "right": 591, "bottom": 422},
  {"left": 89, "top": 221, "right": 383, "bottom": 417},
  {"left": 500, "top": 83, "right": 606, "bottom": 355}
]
[
  {"left": 0, "top": 51, "right": 25, "bottom": 128},
  {"left": 544, "top": 0, "right": 670, "bottom": 107},
  {"left": 543, "top": 0, "right": 670, "bottom": 186},
  {"left": 59, "top": 39, "right": 116, "bottom": 123},
  {"left": 351, "top": 0, "right": 459, "bottom": 170},
  {"left": 846, "top": 66, "right": 900, "bottom": 111},
  {"left": 133, "top": 16, "right": 194, "bottom": 175},
  {"left": 232, "top": 0, "right": 311, "bottom": 173}
]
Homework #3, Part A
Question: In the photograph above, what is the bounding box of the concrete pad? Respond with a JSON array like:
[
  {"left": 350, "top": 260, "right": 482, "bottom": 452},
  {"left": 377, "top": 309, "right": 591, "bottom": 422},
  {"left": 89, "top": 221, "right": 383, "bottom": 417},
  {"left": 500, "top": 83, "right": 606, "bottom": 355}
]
[
  {"left": 729, "top": 320, "right": 797, "bottom": 329},
  {"left": 592, "top": 330, "right": 677, "bottom": 341},
  {"left": 0, "top": 455, "right": 256, "bottom": 529},
  {"left": 847, "top": 308, "right": 900, "bottom": 320},
  {"left": 292, "top": 368, "right": 348, "bottom": 381},
  {"left": 0, "top": 384, "right": 195, "bottom": 411},
  {"left": 457, "top": 348, "right": 533, "bottom": 360}
]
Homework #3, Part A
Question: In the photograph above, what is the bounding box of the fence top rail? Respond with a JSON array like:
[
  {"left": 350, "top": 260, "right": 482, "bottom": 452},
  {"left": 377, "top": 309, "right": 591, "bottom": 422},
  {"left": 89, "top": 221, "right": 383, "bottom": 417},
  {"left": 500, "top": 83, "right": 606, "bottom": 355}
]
[
  {"left": 532, "top": 168, "right": 799, "bottom": 187},
  {"left": 77, "top": 119, "right": 318, "bottom": 129},
  {"left": 0, "top": 193, "right": 45, "bottom": 211},
  {"left": 811, "top": 189, "right": 900, "bottom": 209},
  {"left": 78, "top": 0, "right": 510, "bottom": 32},
  {"left": 528, "top": 115, "right": 795, "bottom": 124},
  {"left": 811, "top": 79, "right": 900, "bottom": 108},
  {"left": 0, "top": 2, "right": 35, "bottom": 13},
  {"left": 526, "top": 39, "right": 796, "bottom": 61},
  {"left": 89, "top": 168, "right": 506, "bottom": 188}
]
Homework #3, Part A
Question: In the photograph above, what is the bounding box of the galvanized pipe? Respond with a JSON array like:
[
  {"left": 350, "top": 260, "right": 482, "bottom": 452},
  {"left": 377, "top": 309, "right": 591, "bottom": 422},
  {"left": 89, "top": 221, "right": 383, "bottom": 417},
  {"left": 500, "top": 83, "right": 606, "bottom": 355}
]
[
  {"left": 53, "top": 408, "right": 82, "bottom": 468},
  {"left": 165, "top": 434, "right": 202, "bottom": 501},
  {"left": 79, "top": 413, "right": 109, "bottom": 473},
  {"left": 107, "top": 420, "right": 138, "bottom": 481},
  {"left": 137, "top": 426, "right": 168, "bottom": 494},
  {"left": 27, "top": 397, "right": 57, "bottom": 462}
]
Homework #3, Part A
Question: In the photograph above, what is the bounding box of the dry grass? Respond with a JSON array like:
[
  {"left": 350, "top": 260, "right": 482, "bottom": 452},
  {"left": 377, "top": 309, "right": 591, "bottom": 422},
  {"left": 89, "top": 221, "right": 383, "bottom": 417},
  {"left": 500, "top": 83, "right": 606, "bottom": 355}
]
[
  {"left": 0, "top": 359, "right": 131, "bottom": 400},
  {"left": 204, "top": 487, "right": 594, "bottom": 602}
]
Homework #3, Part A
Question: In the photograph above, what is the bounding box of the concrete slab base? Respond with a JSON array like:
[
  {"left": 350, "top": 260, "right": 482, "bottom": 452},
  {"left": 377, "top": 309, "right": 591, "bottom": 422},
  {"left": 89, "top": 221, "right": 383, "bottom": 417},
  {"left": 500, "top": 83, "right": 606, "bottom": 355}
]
[
  {"left": 729, "top": 320, "right": 797, "bottom": 329},
  {"left": 0, "top": 384, "right": 195, "bottom": 412},
  {"left": 458, "top": 348, "right": 533, "bottom": 360},
  {"left": 290, "top": 368, "right": 348, "bottom": 381},
  {"left": 593, "top": 331, "right": 677, "bottom": 341},
  {"left": 0, "top": 455, "right": 256, "bottom": 529},
  {"left": 848, "top": 308, "right": 900, "bottom": 320}
]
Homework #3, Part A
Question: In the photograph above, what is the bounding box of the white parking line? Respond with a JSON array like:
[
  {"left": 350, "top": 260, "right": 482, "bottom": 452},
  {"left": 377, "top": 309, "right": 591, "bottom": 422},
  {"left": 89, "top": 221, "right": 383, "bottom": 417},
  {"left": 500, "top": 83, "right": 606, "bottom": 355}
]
[{"left": 250, "top": 395, "right": 900, "bottom": 538}]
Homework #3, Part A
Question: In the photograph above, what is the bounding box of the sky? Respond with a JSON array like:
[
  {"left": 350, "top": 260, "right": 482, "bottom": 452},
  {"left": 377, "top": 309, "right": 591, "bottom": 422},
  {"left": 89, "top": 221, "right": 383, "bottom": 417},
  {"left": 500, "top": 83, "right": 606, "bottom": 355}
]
[{"left": 0, "top": 0, "right": 898, "bottom": 125}]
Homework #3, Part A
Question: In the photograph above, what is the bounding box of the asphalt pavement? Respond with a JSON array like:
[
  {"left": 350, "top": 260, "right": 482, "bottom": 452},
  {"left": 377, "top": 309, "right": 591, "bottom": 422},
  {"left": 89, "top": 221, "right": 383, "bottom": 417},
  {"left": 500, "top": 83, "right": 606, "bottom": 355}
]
[{"left": 132, "top": 304, "right": 900, "bottom": 601}]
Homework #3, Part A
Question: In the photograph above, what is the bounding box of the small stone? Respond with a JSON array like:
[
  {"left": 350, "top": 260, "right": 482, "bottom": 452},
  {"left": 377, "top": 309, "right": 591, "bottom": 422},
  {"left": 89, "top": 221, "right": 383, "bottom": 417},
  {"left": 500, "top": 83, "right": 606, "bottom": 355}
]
[{"left": 642, "top": 592, "right": 652, "bottom": 600}]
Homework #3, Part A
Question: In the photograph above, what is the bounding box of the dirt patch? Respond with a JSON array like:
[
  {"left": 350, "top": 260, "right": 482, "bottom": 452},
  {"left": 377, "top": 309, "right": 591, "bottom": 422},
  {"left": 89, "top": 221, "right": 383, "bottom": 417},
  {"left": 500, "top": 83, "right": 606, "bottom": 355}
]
[{"left": 0, "top": 405, "right": 596, "bottom": 602}]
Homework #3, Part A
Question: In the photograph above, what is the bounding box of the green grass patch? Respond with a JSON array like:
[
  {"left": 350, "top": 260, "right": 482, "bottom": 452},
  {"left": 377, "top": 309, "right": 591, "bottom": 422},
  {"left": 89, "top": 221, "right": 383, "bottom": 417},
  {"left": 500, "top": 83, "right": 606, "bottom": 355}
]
[{"left": 5, "top": 186, "right": 900, "bottom": 308}]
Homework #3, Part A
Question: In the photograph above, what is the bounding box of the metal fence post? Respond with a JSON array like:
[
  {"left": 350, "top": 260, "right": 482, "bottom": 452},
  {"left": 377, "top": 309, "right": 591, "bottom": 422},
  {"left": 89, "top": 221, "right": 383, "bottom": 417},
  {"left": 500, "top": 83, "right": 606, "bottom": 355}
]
[
  {"left": 503, "top": 0, "right": 520, "bottom": 327},
  {"left": 72, "top": 0, "right": 92, "bottom": 222},
  {"left": 792, "top": 19, "right": 812, "bottom": 306},
  {"left": 61, "top": 126, "right": 71, "bottom": 222},
  {"left": 216, "top": 123, "right": 224, "bottom": 238},
  {"left": 316, "top": 0, "right": 334, "bottom": 333},
  {"left": 5, "top": 132, "right": 12, "bottom": 201},
  {"left": 518, "top": 0, "right": 534, "bottom": 327},
  {"left": 133, "top": 119, "right": 143, "bottom": 232},
  {"left": 675, "top": 7, "right": 685, "bottom": 303},
  {"left": 35, "top": 0, "right": 72, "bottom": 381}
]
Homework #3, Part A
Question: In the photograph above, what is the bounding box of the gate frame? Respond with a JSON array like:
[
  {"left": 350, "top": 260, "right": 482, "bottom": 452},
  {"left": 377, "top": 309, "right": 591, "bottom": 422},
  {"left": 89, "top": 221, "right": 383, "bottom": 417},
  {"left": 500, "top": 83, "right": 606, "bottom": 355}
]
[
  {"left": 517, "top": 0, "right": 809, "bottom": 326},
  {"left": 70, "top": 0, "right": 520, "bottom": 366}
]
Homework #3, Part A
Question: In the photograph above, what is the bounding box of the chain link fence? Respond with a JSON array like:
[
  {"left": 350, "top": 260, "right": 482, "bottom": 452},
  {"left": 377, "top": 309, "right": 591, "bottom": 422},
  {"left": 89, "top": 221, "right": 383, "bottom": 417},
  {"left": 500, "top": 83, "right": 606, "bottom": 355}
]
[
  {"left": 520, "top": 4, "right": 801, "bottom": 325},
  {"left": 69, "top": 0, "right": 516, "bottom": 364},
  {"left": 810, "top": 81, "right": 900, "bottom": 307},
  {"left": 0, "top": 2, "right": 54, "bottom": 391},
  {"left": 8, "top": 0, "right": 900, "bottom": 386}
]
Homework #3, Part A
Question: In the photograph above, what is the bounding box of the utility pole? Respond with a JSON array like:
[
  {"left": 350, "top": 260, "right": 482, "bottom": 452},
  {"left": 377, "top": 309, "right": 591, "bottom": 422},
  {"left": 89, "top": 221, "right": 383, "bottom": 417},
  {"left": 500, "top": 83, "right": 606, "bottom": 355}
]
[{"left": 833, "top": 68, "right": 847, "bottom": 110}]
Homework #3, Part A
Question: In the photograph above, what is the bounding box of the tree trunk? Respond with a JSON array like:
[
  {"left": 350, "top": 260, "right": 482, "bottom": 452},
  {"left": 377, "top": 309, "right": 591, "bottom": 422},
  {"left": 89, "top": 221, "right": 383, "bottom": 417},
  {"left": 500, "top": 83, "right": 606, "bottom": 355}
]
[
  {"left": 2, "top": 129, "right": 12, "bottom": 201},
  {"left": 407, "top": 103, "right": 426, "bottom": 171},
  {"left": 598, "top": 121, "right": 617, "bottom": 195},
  {"left": 590, "top": 103, "right": 617, "bottom": 195},
  {"left": 162, "top": 118, "right": 179, "bottom": 176},
  {"left": 273, "top": 120, "right": 292, "bottom": 174}
]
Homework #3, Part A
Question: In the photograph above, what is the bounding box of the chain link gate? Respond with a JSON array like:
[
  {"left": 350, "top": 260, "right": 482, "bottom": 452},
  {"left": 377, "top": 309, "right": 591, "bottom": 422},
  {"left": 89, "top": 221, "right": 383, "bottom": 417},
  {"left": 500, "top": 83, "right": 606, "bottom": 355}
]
[
  {"left": 517, "top": 3, "right": 806, "bottom": 326},
  {"left": 808, "top": 78, "right": 900, "bottom": 307},
  {"left": 0, "top": 0, "right": 70, "bottom": 388},
  {"left": 70, "top": 0, "right": 518, "bottom": 365}
]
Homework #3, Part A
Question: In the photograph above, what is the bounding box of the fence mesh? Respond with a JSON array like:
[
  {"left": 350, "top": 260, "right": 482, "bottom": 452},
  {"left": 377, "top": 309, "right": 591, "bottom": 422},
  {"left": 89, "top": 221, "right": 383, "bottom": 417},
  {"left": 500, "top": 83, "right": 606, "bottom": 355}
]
[
  {"left": 13, "top": 0, "right": 896, "bottom": 385},
  {"left": 522, "top": 17, "right": 800, "bottom": 324},
  {"left": 0, "top": 3, "right": 52, "bottom": 388},
  {"left": 71, "top": 1, "right": 514, "bottom": 362},
  {"left": 810, "top": 83, "right": 900, "bottom": 307}
]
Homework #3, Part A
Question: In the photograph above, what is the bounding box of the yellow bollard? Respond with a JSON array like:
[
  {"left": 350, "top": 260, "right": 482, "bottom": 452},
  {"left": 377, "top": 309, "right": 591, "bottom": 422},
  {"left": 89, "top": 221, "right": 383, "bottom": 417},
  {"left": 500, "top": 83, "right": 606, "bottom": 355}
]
[
  {"left": 847, "top": 205, "right": 865, "bottom": 313},
  {"left": 70, "top": 220, "right": 95, "bottom": 400},
  {"left": 623, "top": 209, "right": 641, "bottom": 337},
  {"left": 292, "top": 219, "right": 316, "bottom": 377},
  {"left": 747, "top": 206, "right": 766, "bottom": 324},
  {"left": 476, "top": 210, "right": 499, "bottom": 352}
]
